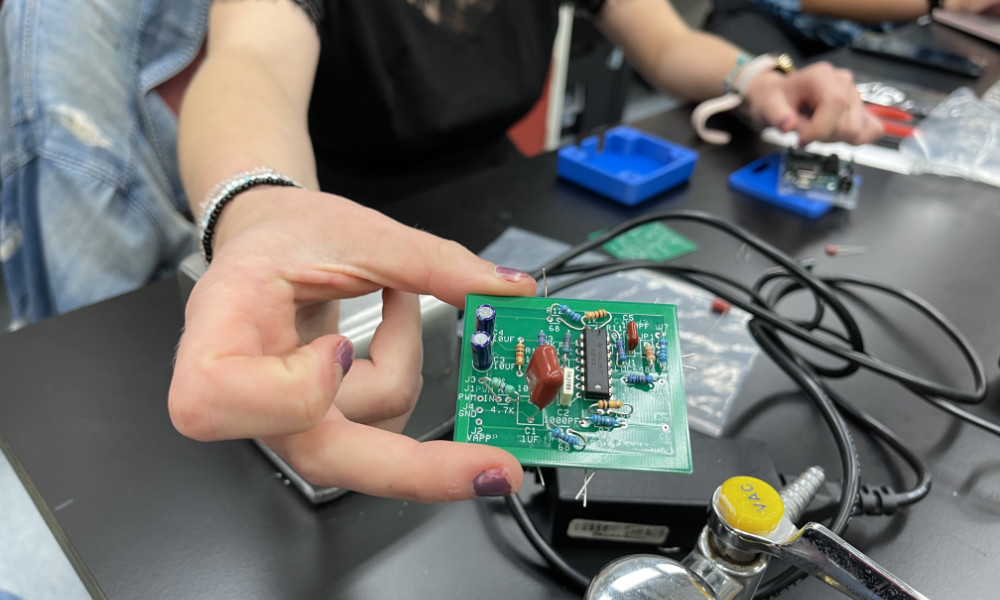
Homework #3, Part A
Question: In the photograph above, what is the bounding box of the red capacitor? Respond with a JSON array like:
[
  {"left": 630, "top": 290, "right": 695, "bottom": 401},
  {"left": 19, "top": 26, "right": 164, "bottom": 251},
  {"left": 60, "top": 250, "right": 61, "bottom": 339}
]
[
  {"left": 710, "top": 297, "right": 732, "bottom": 314},
  {"left": 525, "top": 344, "right": 563, "bottom": 410},
  {"left": 626, "top": 321, "right": 639, "bottom": 352}
]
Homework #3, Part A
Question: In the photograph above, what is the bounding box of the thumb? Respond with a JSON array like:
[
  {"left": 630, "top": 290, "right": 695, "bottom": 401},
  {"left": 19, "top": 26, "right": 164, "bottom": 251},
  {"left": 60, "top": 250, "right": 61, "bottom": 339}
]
[
  {"left": 743, "top": 71, "right": 798, "bottom": 133},
  {"left": 170, "top": 330, "right": 355, "bottom": 441},
  {"left": 299, "top": 332, "right": 356, "bottom": 401},
  {"left": 753, "top": 89, "right": 798, "bottom": 133}
]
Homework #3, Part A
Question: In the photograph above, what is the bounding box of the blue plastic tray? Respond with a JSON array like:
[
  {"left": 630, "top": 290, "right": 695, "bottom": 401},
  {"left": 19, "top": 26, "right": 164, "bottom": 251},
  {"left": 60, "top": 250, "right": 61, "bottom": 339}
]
[
  {"left": 728, "top": 154, "right": 860, "bottom": 219},
  {"left": 557, "top": 126, "right": 698, "bottom": 206}
]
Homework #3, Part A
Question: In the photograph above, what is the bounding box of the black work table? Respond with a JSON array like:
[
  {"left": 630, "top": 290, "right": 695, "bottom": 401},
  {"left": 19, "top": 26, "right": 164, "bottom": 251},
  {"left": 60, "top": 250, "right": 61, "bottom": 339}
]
[{"left": 4, "top": 83, "right": 1000, "bottom": 599}]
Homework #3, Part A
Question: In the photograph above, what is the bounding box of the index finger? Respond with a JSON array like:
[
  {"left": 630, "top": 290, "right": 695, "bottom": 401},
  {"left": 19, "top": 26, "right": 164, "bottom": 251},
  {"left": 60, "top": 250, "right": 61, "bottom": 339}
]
[{"left": 288, "top": 203, "right": 538, "bottom": 308}]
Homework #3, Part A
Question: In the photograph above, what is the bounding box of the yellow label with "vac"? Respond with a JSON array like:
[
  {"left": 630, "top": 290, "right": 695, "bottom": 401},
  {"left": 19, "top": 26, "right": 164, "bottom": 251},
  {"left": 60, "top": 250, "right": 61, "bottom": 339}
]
[{"left": 715, "top": 476, "right": 784, "bottom": 534}]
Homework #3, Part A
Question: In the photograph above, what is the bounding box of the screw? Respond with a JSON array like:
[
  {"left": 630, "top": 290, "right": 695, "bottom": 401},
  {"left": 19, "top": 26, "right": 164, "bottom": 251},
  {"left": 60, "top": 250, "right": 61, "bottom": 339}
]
[{"left": 781, "top": 466, "right": 826, "bottom": 524}]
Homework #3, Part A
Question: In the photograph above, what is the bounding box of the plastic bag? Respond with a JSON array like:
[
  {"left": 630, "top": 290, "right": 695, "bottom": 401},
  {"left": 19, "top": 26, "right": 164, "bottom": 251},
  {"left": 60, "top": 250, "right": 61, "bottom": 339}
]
[
  {"left": 478, "top": 227, "right": 760, "bottom": 437},
  {"left": 899, "top": 87, "right": 1000, "bottom": 188}
]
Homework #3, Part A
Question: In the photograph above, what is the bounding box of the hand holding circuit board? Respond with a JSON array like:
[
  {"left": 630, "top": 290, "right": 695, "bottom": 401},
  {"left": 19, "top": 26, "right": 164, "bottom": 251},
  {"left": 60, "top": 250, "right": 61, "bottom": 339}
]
[
  {"left": 169, "top": 191, "right": 540, "bottom": 503},
  {"left": 456, "top": 295, "right": 692, "bottom": 474}
]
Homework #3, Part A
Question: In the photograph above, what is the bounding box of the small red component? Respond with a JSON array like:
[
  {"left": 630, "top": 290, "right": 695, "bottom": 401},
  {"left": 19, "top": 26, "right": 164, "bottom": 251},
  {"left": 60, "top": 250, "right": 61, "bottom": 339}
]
[
  {"left": 626, "top": 321, "right": 639, "bottom": 352},
  {"left": 710, "top": 297, "right": 732, "bottom": 314},
  {"left": 525, "top": 344, "right": 563, "bottom": 410},
  {"left": 825, "top": 244, "right": 867, "bottom": 256}
]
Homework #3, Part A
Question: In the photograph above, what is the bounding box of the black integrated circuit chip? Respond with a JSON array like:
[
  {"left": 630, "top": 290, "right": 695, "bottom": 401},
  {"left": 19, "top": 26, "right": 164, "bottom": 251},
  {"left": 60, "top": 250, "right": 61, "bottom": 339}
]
[{"left": 583, "top": 328, "right": 611, "bottom": 399}]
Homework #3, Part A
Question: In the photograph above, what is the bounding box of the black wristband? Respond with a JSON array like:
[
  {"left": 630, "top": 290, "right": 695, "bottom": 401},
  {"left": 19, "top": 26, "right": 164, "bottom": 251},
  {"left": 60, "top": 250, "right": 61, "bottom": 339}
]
[{"left": 200, "top": 177, "right": 300, "bottom": 264}]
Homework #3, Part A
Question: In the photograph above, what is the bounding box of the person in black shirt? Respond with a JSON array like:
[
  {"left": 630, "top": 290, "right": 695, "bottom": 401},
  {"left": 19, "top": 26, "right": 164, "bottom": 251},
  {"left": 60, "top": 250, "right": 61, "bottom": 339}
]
[{"left": 170, "top": 0, "right": 883, "bottom": 503}]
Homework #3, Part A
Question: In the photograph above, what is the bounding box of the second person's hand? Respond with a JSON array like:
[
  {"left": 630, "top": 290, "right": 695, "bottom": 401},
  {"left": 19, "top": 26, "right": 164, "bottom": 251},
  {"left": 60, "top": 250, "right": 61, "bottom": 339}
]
[{"left": 742, "top": 62, "right": 885, "bottom": 146}]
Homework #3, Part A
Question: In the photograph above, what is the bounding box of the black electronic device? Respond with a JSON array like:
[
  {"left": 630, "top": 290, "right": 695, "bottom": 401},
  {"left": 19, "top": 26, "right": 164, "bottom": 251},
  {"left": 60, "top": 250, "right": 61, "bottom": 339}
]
[
  {"left": 546, "top": 435, "right": 779, "bottom": 553},
  {"left": 851, "top": 33, "right": 985, "bottom": 77}
]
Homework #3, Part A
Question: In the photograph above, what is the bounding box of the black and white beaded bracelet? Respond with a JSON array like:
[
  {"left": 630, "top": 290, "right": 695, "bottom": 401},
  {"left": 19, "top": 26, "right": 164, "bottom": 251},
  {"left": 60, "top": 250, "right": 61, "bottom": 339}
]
[{"left": 197, "top": 167, "right": 304, "bottom": 263}]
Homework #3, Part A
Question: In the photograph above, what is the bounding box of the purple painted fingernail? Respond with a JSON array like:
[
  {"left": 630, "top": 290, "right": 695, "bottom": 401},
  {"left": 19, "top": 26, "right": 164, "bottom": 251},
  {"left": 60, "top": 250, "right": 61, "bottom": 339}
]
[
  {"left": 473, "top": 466, "right": 512, "bottom": 497},
  {"left": 335, "top": 339, "right": 354, "bottom": 377},
  {"left": 495, "top": 266, "right": 529, "bottom": 283}
]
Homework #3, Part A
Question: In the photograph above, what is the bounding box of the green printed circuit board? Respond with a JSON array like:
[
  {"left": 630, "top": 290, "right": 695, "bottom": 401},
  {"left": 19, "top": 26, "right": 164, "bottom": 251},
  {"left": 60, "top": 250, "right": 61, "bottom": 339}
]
[{"left": 455, "top": 295, "right": 692, "bottom": 473}]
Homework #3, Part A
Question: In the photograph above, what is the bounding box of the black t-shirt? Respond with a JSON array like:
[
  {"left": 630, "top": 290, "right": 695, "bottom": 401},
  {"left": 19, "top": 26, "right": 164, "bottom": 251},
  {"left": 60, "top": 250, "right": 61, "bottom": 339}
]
[{"left": 291, "top": 0, "right": 602, "bottom": 202}]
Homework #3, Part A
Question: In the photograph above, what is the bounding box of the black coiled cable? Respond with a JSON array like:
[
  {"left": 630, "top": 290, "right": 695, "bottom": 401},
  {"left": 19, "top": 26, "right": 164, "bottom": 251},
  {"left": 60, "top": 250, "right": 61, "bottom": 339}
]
[{"left": 500, "top": 209, "right": 987, "bottom": 598}]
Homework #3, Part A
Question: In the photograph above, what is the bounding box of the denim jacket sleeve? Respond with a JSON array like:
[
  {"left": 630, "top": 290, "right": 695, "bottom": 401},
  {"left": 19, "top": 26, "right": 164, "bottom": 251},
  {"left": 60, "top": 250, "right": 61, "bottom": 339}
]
[{"left": 0, "top": 0, "right": 210, "bottom": 328}]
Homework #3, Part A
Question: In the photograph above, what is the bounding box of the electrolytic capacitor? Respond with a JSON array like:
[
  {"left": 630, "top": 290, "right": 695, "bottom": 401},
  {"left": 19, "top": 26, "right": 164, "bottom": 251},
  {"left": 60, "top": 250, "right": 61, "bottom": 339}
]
[
  {"left": 470, "top": 330, "right": 493, "bottom": 371},
  {"left": 474, "top": 304, "right": 496, "bottom": 337}
]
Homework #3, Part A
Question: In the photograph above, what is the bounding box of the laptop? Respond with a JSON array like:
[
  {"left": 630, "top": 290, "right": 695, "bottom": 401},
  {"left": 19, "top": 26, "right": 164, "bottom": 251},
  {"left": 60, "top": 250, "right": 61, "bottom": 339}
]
[{"left": 933, "top": 9, "right": 1000, "bottom": 46}]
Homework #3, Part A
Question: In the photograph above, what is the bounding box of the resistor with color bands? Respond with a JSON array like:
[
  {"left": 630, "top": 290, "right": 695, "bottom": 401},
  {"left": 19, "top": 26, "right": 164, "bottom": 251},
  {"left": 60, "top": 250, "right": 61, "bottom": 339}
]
[
  {"left": 583, "top": 309, "right": 609, "bottom": 321},
  {"left": 559, "top": 304, "right": 583, "bottom": 323},
  {"left": 588, "top": 414, "right": 623, "bottom": 428},
  {"left": 624, "top": 373, "right": 654, "bottom": 385},
  {"left": 538, "top": 331, "right": 548, "bottom": 346},
  {"left": 485, "top": 377, "right": 519, "bottom": 399},
  {"left": 562, "top": 331, "right": 573, "bottom": 355},
  {"left": 548, "top": 425, "right": 586, "bottom": 448},
  {"left": 589, "top": 399, "right": 633, "bottom": 415},
  {"left": 615, "top": 336, "right": 626, "bottom": 362},
  {"left": 644, "top": 342, "right": 655, "bottom": 369},
  {"left": 657, "top": 335, "right": 668, "bottom": 366},
  {"left": 515, "top": 338, "right": 525, "bottom": 371}
]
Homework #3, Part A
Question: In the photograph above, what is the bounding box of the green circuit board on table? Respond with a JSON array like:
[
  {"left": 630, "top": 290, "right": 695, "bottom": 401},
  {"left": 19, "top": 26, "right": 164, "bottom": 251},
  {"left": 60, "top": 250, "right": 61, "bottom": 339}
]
[{"left": 455, "top": 294, "right": 691, "bottom": 474}]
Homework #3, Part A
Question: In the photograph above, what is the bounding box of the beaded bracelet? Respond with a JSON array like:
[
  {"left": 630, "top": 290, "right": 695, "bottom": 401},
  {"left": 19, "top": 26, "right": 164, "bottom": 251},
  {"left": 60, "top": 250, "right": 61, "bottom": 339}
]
[
  {"left": 723, "top": 52, "right": 754, "bottom": 94},
  {"left": 691, "top": 52, "right": 795, "bottom": 145},
  {"left": 197, "top": 167, "right": 304, "bottom": 263}
]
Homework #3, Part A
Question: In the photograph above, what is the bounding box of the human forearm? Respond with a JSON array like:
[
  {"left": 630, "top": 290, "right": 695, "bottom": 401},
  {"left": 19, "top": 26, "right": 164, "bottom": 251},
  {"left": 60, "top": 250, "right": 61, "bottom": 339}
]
[
  {"left": 635, "top": 29, "right": 744, "bottom": 100},
  {"left": 598, "top": 0, "right": 743, "bottom": 101},
  {"left": 799, "top": 0, "right": 931, "bottom": 24},
  {"left": 179, "top": 51, "right": 318, "bottom": 207},
  {"left": 179, "top": 53, "right": 321, "bottom": 250},
  {"left": 177, "top": 1, "right": 321, "bottom": 240}
]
